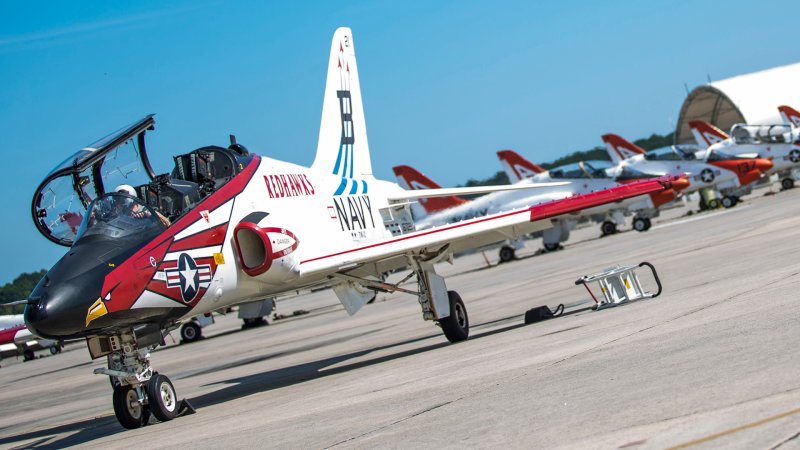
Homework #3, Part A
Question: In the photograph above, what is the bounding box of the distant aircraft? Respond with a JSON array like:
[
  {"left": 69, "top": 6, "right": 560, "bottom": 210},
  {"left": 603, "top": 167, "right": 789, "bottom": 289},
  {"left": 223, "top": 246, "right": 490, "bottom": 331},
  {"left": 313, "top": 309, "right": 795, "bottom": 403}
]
[
  {"left": 602, "top": 133, "right": 772, "bottom": 209},
  {"left": 24, "top": 27, "right": 678, "bottom": 429},
  {"left": 393, "top": 164, "right": 577, "bottom": 260},
  {"left": 496, "top": 150, "right": 689, "bottom": 233},
  {"left": 778, "top": 105, "right": 800, "bottom": 128},
  {"left": 688, "top": 119, "right": 797, "bottom": 190},
  {"left": 0, "top": 314, "right": 61, "bottom": 363}
]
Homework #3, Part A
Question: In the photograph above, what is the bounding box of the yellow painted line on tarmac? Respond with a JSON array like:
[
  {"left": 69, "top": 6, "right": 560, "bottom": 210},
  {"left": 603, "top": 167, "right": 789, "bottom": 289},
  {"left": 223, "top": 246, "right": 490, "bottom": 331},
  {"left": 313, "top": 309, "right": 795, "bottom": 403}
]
[{"left": 666, "top": 406, "right": 800, "bottom": 449}]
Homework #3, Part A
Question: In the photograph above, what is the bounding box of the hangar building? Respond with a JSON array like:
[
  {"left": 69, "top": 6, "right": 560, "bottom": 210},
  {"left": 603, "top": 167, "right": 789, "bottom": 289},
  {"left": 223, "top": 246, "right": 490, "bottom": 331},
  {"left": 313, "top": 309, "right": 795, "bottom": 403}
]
[{"left": 675, "top": 62, "right": 800, "bottom": 144}]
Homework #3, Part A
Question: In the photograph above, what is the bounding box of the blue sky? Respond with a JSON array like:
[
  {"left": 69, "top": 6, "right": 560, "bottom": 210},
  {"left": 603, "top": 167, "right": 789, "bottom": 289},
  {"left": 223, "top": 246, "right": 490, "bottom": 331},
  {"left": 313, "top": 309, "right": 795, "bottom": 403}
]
[{"left": 1, "top": 0, "right": 797, "bottom": 284}]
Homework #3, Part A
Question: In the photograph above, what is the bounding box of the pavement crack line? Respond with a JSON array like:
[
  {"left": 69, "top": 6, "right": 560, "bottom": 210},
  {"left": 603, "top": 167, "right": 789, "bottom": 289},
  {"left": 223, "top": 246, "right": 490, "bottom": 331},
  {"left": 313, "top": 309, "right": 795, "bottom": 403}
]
[
  {"left": 770, "top": 430, "right": 800, "bottom": 450},
  {"left": 324, "top": 398, "right": 463, "bottom": 448}
]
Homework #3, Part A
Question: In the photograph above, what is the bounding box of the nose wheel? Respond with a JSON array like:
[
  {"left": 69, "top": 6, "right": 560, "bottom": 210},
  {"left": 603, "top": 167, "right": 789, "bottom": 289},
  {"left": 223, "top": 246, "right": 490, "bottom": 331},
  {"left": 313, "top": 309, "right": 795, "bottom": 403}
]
[
  {"left": 94, "top": 329, "right": 193, "bottom": 429},
  {"left": 112, "top": 385, "right": 150, "bottom": 429}
]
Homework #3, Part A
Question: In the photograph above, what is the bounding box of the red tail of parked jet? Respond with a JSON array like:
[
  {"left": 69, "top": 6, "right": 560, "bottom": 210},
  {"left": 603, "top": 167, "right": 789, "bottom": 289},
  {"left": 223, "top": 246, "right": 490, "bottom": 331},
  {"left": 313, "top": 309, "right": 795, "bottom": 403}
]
[
  {"left": 688, "top": 120, "right": 729, "bottom": 148},
  {"left": 496, "top": 150, "right": 546, "bottom": 183},
  {"left": 601, "top": 134, "right": 647, "bottom": 164},
  {"left": 393, "top": 165, "right": 468, "bottom": 213},
  {"left": 778, "top": 105, "right": 800, "bottom": 128}
]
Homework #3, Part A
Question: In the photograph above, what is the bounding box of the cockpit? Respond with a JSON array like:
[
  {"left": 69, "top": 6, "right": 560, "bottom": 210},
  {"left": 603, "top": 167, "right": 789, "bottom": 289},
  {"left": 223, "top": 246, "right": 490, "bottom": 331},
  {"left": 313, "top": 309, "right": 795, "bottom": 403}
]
[
  {"left": 75, "top": 193, "right": 166, "bottom": 243},
  {"left": 643, "top": 145, "right": 699, "bottom": 161},
  {"left": 705, "top": 148, "right": 755, "bottom": 162},
  {"left": 613, "top": 166, "right": 659, "bottom": 182},
  {"left": 730, "top": 124, "right": 792, "bottom": 145},
  {"left": 549, "top": 161, "right": 611, "bottom": 179},
  {"left": 31, "top": 115, "right": 253, "bottom": 247}
]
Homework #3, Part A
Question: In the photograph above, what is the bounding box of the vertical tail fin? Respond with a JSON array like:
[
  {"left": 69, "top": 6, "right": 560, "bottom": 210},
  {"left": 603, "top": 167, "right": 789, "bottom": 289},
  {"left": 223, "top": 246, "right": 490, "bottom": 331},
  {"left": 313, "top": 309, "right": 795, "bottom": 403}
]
[
  {"left": 778, "top": 105, "right": 800, "bottom": 128},
  {"left": 601, "top": 134, "right": 646, "bottom": 164},
  {"left": 496, "top": 150, "right": 545, "bottom": 183},
  {"left": 688, "top": 120, "right": 729, "bottom": 148},
  {"left": 313, "top": 27, "right": 373, "bottom": 195},
  {"left": 392, "top": 165, "right": 468, "bottom": 214}
]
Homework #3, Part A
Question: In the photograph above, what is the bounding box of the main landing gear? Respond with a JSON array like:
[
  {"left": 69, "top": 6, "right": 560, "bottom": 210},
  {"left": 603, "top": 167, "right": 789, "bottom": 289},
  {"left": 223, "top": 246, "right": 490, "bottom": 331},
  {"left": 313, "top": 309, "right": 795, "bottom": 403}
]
[
  {"left": 89, "top": 328, "right": 193, "bottom": 429},
  {"left": 332, "top": 247, "right": 470, "bottom": 343}
]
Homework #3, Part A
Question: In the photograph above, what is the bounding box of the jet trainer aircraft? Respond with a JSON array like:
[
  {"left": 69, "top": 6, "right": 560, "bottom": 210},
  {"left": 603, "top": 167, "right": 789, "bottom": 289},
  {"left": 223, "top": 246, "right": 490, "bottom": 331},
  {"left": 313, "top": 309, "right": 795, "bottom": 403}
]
[
  {"left": 24, "top": 28, "right": 677, "bottom": 430},
  {"left": 0, "top": 314, "right": 61, "bottom": 362},
  {"left": 688, "top": 118, "right": 797, "bottom": 190},
  {"left": 602, "top": 133, "right": 772, "bottom": 209},
  {"left": 393, "top": 164, "right": 578, "bottom": 260},
  {"left": 496, "top": 150, "right": 689, "bottom": 233}
]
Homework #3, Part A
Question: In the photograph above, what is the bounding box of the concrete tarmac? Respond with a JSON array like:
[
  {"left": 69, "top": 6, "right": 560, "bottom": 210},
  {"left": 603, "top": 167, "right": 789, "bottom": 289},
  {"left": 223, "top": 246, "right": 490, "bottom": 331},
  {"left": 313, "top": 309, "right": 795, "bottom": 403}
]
[{"left": 1, "top": 187, "right": 799, "bottom": 449}]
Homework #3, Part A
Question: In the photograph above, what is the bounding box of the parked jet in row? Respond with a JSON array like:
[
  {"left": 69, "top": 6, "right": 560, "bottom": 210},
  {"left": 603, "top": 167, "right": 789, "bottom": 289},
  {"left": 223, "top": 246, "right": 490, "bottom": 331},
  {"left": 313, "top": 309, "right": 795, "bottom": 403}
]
[
  {"left": 497, "top": 150, "right": 689, "bottom": 233},
  {"left": 602, "top": 133, "right": 773, "bottom": 209},
  {"left": 0, "top": 314, "right": 61, "bottom": 363},
  {"left": 688, "top": 115, "right": 798, "bottom": 190},
  {"left": 394, "top": 164, "right": 576, "bottom": 260}
]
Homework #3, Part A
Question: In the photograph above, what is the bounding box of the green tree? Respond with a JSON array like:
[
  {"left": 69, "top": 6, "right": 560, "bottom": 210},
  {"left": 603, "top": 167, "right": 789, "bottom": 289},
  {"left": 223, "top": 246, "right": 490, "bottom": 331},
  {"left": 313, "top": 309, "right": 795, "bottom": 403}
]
[{"left": 0, "top": 270, "right": 46, "bottom": 315}]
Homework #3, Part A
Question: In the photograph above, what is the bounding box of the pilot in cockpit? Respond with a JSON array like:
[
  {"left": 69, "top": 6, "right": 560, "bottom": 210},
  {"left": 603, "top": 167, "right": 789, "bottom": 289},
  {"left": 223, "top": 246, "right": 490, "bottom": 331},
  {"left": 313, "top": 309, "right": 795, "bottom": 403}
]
[{"left": 115, "top": 184, "right": 171, "bottom": 227}]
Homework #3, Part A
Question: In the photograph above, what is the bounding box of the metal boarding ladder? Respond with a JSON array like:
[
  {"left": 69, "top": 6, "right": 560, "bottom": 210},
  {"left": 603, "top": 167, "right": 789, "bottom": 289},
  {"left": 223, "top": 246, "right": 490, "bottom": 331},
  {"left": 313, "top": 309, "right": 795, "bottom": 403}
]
[{"left": 575, "top": 262, "right": 662, "bottom": 310}]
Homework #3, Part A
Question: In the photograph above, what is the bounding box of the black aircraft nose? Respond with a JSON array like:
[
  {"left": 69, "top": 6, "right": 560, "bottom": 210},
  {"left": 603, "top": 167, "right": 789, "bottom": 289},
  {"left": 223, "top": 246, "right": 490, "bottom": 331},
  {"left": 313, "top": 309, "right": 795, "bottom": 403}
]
[{"left": 25, "top": 279, "right": 100, "bottom": 340}]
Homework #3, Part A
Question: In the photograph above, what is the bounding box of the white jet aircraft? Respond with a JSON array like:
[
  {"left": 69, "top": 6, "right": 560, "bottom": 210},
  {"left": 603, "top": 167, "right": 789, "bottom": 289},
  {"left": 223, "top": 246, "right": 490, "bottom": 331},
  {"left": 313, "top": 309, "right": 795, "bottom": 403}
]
[
  {"left": 393, "top": 164, "right": 582, "bottom": 260},
  {"left": 24, "top": 28, "right": 678, "bottom": 429},
  {"left": 688, "top": 118, "right": 797, "bottom": 190},
  {"left": 496, "top": 150, "right": 689, "bottom": 233},
  {"left": 602, "top": 133, "right": 772, "bottom": 209}
]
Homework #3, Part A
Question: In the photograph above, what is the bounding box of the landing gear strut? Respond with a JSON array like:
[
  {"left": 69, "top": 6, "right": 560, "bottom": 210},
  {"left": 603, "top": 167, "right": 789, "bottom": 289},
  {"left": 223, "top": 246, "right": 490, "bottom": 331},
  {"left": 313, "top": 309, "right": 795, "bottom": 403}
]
[
  {"left": 90, "top": 328, "right": 192, "bottom": 429},
  {"left": 332, "top": 247, "right": 471, "bottom": 344}
]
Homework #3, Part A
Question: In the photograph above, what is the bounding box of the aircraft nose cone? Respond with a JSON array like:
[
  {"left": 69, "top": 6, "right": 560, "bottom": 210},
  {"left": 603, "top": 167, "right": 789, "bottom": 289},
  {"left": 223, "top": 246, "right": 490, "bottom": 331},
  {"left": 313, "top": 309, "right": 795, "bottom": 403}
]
[
  {"left": 672, "top": 176, "right": 690, "bottom": 192},
  {"left": 24, "top": 282, "right": 92, "bottom": 340},
  {"left": 756, "top": 158, "right": 774, "bottom": 172}
]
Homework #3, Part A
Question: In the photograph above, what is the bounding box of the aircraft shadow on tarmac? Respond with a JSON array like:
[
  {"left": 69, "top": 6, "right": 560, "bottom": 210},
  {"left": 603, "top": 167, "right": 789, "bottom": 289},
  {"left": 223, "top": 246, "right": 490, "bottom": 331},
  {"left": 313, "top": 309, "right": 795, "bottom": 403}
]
[{"left": 0, "top": 314, "right": 550, "bottom": 448}]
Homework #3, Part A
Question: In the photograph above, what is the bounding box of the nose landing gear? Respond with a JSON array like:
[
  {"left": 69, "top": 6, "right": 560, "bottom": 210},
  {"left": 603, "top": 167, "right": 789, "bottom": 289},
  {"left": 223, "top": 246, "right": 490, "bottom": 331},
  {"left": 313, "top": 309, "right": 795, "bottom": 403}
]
[{"left": 89, "top": 328, "right": 194, "bottom": 429}]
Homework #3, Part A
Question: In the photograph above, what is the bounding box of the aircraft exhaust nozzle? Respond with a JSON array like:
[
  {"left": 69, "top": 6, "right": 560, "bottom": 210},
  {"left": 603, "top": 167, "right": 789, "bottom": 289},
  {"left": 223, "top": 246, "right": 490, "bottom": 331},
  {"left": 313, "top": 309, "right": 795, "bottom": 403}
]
[{"left": 233, "top": 216, "right": 300, "bottom": 283}]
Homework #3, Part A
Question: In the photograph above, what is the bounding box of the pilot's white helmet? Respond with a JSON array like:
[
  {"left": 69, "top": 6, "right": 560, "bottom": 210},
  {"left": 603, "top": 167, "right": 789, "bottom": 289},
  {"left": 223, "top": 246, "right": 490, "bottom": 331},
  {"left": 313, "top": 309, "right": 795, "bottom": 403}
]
[{"left": 114, "top": 184, "right": 136, "bottom": 196}]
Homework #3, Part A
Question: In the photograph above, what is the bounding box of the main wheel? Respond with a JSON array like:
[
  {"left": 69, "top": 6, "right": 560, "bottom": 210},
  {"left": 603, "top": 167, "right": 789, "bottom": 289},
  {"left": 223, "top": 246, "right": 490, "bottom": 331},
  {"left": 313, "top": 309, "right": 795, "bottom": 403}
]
[
  {"left": 49, "top": 345, "right": 62, "bottom": 355},
  {"left": 707, "top": 198, "right": 720, "bottom": 209},
  {"left": 632, "top": 217, "right": 649, "bottom": 232},
  {"left": 600, "top": 221, "right": 617, "bottom": 236},
  {"left": 721, "top": 196, "right": 737, "bottom": 208},
  {"left": 180, "top": 321, "right": 202, "bottom": 343},
  {"left": 498, "top": 246, "right": 515, "bottom": 262},
  {"left": 147, "top": 373, "right": 179, "bottom": 422},
  {"left": 644, "top": 218, "right": 652, "bottom": 231},
  {"left": 781, "top": 178, "right": 795, "bottom": 190},
  {"left": 543, "top": 242, "right": 560, "bottom": 252},
  {"left": 23, "top": 349, "right": 34, "bottom": 361},
  {"left": 113, "top": 385, "right": 147, "bottom": 429},
  {"left": 439, "top": 291, "right": 469, "bottom": 343}
]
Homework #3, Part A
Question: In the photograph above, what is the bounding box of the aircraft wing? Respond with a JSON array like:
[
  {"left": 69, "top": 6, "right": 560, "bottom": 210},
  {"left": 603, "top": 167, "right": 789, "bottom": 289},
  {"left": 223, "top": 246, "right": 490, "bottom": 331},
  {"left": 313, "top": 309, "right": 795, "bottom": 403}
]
[
  {"left": 386, "top": 181, "right": 569, "bottom": 202},
  {"left": 300, "top": 176, "right": 678, "bottom": 277}
]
